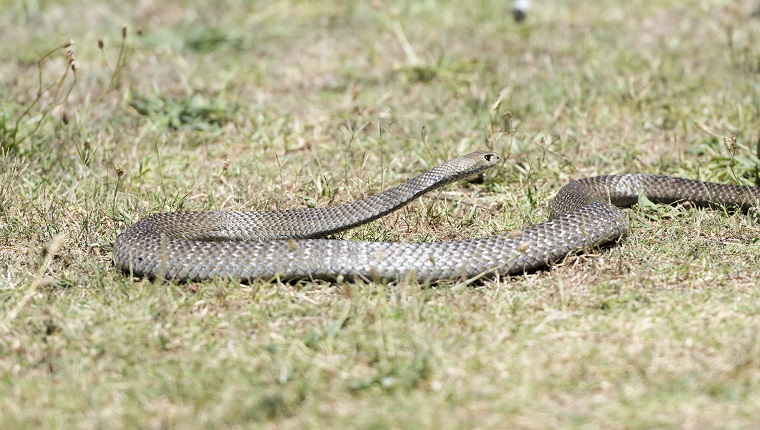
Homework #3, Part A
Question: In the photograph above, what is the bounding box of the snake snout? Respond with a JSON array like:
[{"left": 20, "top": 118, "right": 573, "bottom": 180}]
[{"left": 483, "top": 152, "right": 500, "bottom": 163}]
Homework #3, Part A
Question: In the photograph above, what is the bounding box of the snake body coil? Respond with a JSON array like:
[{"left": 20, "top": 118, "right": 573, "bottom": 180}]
[{"left": 113, "top": 151, "right": 759, "bottom": 282}]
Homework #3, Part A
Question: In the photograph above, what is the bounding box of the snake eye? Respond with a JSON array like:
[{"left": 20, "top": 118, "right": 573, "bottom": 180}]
[{"left": 483, "top": 153, "right": 497, "bottom": 162}]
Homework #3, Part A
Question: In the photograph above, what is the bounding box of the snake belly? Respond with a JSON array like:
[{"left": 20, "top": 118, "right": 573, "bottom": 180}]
[{"left": 113, "top": 151, "right": 759, "bottom": 283}]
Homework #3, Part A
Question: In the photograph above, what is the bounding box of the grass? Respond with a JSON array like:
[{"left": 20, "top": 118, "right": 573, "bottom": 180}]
[{"left": 1, "top": 0, "right": 760, "bottom": 427}]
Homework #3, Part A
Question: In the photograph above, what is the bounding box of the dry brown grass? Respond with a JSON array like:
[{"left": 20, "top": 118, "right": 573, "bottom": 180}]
[{"left": 1, "top": 0, "right": 760, "bottom": 428}]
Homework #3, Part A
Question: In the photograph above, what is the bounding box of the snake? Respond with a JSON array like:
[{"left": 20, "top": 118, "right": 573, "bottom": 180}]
[{"left": 113, "top": 150, "right": 760, "bottom": 283}]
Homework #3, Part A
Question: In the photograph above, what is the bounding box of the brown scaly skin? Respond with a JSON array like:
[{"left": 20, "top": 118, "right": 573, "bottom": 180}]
[{"left": 114, "top": 152, "right": 760, "bottom": 283}]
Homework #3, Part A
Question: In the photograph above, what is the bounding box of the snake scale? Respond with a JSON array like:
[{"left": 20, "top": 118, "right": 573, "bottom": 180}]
[{"left": 113, "top": 151, "right": 760, "bottom": 283}]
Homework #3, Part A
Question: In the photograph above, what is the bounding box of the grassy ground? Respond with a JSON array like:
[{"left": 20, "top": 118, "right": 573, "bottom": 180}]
[{"left": 2, "top": 0, "right": 760, "bottom": 427}]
